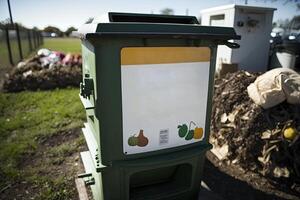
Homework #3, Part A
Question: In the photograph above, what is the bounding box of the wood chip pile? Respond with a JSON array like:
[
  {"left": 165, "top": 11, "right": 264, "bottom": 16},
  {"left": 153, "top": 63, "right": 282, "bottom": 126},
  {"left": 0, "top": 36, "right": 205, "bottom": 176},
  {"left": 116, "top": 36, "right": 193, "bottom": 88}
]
[{"left": 210, "top": 70, "right": 300, "bottom": 191}]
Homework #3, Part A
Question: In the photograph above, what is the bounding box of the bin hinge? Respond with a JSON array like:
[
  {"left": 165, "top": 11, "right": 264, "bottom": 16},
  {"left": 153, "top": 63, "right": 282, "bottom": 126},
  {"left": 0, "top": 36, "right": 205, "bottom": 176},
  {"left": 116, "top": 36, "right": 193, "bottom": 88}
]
[
  {"left": 78, "top": 173, "right": 95, "bottom": 186},
  {"left": 224, "top": 41, "right": 240, "bottom": 49},
  {"left": 80, "top": 74, "right": 94, "bottom": 99}
]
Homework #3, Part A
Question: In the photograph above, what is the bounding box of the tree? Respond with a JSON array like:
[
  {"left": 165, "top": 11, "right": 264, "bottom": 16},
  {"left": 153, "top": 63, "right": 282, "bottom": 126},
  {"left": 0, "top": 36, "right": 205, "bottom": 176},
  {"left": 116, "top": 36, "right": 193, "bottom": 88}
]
[
  {"left": 160, "top": 8, "right": 174, "bottom": 15},
  {"left": 65, "top": 26, "right": 77, "bottom": 37},
  {"left": 0, "top": 19, "right": 29, "bottom": 29},
  {"left": 243, "top": 0, "right": 300, "bottom": 11},
  {"left": 276, "top": 18, "right": 291, "bottom": 30},
  {"left": 290, "top": 15, "right": 300, "bottom": 30},
  {"left": 0, "top": 18, "right": 11, "bottom": 25},
  {"left": 43, "top": 26, "right": 63, "bottom": 37}
]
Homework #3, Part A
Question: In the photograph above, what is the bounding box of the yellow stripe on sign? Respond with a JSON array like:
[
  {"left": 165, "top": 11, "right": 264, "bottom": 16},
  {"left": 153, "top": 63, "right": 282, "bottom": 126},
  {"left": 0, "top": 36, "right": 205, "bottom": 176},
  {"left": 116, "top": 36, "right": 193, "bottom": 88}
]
[{"left": 121, "top": 47, "right": 211, "bottom": 65}]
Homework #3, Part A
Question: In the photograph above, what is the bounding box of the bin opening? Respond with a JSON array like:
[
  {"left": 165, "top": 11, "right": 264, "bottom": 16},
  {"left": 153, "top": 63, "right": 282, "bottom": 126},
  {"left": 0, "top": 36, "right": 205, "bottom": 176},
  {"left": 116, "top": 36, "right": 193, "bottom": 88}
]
[
  {"left": 129, "top": 163, "right": 192, "bottom": 200},
  {"left": 109, "top": 12, "right": 199, "bottom": 25}
]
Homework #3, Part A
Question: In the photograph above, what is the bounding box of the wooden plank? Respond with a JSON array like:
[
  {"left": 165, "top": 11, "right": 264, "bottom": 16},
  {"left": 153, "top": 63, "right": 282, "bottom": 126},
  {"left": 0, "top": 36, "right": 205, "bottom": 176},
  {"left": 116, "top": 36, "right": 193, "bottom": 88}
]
[{"left": 75, "top": 178, "right": 89, "bottom": 200}]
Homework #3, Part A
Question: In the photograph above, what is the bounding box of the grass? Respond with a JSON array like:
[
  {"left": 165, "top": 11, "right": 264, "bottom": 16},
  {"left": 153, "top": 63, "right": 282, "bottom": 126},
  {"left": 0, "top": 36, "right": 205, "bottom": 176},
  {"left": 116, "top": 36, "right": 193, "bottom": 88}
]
[
  {"left": 0, "top": 37, "right": 85, "bottom": 199},
  {"left": 0, "top": 88, "right": 85, "bottom": 199},
  {"left": 42, "top": 38, "right": 81, "bottom": 54}
]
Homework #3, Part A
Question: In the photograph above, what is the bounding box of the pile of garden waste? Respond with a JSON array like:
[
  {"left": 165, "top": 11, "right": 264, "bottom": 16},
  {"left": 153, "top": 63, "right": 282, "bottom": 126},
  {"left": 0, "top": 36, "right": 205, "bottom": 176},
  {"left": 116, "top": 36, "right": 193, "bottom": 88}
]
[
  {"left": 210, "top": 70, "right": 300, "bottom": 193},
  {"left": 3, "top": 48, "right": 82, "bottom": 92}
]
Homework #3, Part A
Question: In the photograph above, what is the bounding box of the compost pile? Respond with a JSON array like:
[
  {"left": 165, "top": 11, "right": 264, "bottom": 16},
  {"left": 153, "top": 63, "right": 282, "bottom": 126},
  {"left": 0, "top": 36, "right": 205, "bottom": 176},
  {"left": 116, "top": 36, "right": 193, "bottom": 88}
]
[
  {"left": 210, "top": 70, "right": 300, "bottom": 191},
  {"left": 3, "top": 49, "right": 82, "bottom": 92}
]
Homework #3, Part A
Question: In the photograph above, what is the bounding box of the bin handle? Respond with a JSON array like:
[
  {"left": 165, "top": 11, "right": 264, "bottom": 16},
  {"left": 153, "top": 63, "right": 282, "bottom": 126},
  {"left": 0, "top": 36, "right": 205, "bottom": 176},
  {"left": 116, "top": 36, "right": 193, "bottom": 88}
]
[
  {"left": 189, "top": 121, "right": 196, "bottom": 131},
  {"left": 224, "top": 41, "right": 240, "bottom": 49}
]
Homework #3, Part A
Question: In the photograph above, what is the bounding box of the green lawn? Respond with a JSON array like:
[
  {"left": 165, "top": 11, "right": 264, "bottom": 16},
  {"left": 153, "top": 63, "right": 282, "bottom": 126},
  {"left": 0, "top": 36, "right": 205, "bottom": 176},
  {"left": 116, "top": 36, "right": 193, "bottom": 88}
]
[
  {"left": 0, "top": 38, "right": 86, "bottom": 199},
  {"left": 42, "top": 38, "right": 81, "bottom": 54},
  {"left": 0, "top": 88, "right": 86, "bottom": 199}
]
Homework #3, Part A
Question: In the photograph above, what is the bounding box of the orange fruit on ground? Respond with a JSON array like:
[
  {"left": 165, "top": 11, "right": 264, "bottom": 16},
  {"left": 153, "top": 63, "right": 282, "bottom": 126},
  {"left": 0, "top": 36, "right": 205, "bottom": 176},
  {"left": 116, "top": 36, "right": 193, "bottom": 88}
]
[{"left": 283, "top": 127, "right": 297, "bottom": 140}]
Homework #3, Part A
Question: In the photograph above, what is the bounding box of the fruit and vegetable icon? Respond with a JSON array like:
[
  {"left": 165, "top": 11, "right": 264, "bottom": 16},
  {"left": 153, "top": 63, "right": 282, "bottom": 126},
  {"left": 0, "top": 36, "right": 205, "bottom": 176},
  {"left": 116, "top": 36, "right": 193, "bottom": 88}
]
[
  {"left": 185, "top": 129, "right": 194, "bottom": 140},
  {"left": 177, "top": 121, "right": 204, "bottom": 140},
  {"left": 128, "top": 135, "right": 138, "bottom": 146},
  {"left": 178, "top": 124, "right": 188, "bottom": 138},
  {"left": 127, "top": 129, "right": 149, "bottom": 147},
  {"left": 194, "top": 127, "right": 203, "bottom": 139}
]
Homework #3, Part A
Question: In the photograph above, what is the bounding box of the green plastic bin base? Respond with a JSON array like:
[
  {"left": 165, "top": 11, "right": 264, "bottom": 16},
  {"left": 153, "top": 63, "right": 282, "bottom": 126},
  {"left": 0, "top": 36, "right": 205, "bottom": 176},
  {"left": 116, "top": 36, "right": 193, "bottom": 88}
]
[{"left": 80, "top": 144, "right": 211, "bottom": 200}]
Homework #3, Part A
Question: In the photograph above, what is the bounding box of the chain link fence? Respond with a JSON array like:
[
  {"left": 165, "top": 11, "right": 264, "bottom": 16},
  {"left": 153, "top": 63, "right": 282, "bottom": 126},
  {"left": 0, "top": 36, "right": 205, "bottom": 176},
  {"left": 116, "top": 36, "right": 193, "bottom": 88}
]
[{"left": 0, "top": 24, "right": 43, "bottom": 68}]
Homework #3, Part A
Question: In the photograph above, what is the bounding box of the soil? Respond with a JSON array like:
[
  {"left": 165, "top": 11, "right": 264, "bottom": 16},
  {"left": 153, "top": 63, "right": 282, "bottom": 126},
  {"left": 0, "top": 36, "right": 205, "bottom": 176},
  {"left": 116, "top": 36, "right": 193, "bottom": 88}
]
[
  {"left": 209, "top": 70, "right": 300, "bottom": 200},
  {"left": 204, "top": 151, "right": 300, "bottom": 200},
  {"left": 1, "top": 129, "right": 299, "bottom": 200},
  {"left": 0, "top": 128, "right": 88, "bottom": 200}
]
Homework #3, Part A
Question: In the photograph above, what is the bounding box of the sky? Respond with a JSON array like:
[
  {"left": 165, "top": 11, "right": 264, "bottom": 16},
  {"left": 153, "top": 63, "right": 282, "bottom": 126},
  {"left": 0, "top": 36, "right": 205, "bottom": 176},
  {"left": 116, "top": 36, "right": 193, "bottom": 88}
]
[{"left": 0, "top": 0, "right": 299, "bottom": 31}]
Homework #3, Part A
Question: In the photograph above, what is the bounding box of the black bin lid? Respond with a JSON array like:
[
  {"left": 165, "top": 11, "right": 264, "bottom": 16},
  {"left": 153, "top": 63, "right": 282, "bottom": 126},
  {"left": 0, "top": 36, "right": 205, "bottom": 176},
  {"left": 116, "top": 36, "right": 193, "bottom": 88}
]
[
  {"left": 108, "top": 12, "right": 200, "bottom": 24},
  {"left": 78, "top": 12, "right": 240, "bottom": 44}
]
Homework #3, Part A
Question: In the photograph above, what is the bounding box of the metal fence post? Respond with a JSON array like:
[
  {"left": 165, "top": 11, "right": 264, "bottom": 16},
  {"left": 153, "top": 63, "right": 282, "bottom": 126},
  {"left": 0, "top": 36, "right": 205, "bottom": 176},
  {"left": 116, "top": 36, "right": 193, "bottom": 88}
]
[
  {"left": 0, "top": 26, "right": 44, "bottom": 68},
  {"left": 35, "top": 31, "right": 38, "bottom": 48},
  {"left": 33, "top": 30, "right": 37, "bottom": 48},
  {"left": 41, "top": 32, "right": 44, "bottom": 45},
  {"left": 37, "top": 31, "right": 40, "bottom": 46},
  {"left": 15, "top": 23, "right": 23, "bottom": 60},
  {"left": 5, "top": 26, "right": 13, "bottom": 65},
  {"left": 27, "top": 29, "right": 32, "bottom": 51}
]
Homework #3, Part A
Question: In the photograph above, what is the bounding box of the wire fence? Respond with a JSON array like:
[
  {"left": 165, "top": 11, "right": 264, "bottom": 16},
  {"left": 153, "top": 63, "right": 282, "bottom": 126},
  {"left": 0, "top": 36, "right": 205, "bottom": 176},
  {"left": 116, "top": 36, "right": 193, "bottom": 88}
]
[{"left": 0, "top": 24, "right": 43, "bottom": 68}]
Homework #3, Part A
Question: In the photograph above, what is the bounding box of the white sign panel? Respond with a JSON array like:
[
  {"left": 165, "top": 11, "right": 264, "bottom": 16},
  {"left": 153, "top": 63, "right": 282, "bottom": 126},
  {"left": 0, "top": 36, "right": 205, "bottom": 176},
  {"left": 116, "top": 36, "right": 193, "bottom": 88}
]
[{"left": 121, "top": 47, "right": 211, "bottom": 155}]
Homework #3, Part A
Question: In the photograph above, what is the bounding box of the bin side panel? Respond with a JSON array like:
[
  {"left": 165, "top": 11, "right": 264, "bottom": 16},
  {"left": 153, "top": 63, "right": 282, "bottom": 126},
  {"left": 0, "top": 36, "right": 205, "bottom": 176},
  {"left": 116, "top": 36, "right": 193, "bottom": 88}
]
[
  {"left": 80, "top": 151, "right": 104, "bottom": 200},
  {"left": 81, "top": 42, "right": 101, "bottom": 146}
]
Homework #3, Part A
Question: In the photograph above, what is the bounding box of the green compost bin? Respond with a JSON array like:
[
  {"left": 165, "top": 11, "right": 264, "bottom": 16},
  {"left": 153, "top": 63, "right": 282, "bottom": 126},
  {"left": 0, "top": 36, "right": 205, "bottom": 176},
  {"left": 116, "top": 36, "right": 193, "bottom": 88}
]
[{"left": 78, "top": 12, "right": 240, "bottom": 200}]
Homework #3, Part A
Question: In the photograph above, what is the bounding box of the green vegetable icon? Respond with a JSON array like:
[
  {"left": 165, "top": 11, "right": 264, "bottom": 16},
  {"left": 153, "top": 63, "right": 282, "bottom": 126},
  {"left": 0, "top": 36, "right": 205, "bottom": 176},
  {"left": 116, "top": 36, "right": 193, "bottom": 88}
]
[
  {"left": 128, "top": 135, "right": 138, "bottom": 146},
  {"left": 127, "top": 130, "right": 149, "bottom": 147},
  {"left": 178, "top": 124, "right": 188, "bottom": 138},
  {"left": 178, "top": 121, "right": 197, "bottom": 140},
  {"left": 185, "top": 130, "right": 194, "bottom": 140}
]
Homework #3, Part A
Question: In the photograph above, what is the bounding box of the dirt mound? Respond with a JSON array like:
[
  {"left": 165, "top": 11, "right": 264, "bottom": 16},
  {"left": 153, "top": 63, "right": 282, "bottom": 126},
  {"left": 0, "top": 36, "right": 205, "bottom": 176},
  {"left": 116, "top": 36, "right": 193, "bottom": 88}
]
[
  {"left": 210, "top": 70, "right": 300, "bottom": 193},
  {"left": 3, "top": 52, "right": 82, "bottom": 92}
]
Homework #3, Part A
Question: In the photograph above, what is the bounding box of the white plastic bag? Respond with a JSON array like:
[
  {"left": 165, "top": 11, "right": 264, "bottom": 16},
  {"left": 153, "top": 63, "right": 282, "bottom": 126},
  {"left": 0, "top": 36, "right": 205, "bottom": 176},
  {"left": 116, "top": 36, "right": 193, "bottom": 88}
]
[
  {"left": 247, "top": 68, "right": 300, "bottom": 109},
  {"left": 37, "top": 48, "right": 51, "bottom": 57}
]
